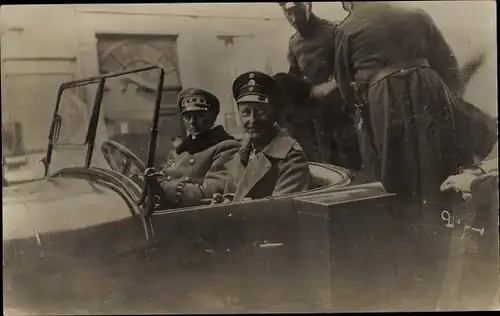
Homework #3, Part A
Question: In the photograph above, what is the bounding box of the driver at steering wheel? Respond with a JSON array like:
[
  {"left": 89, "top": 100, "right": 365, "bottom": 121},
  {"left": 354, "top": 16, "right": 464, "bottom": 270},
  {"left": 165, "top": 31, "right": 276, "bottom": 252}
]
[{"left": 149, "top": 88, "right": 241, "bottom": 208}]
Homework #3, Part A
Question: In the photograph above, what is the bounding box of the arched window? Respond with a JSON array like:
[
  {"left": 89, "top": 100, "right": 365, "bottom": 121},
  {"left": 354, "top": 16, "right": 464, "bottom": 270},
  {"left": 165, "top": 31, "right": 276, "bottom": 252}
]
[{"left": 96, "top": 34, "right": 184, "bottom": 167}]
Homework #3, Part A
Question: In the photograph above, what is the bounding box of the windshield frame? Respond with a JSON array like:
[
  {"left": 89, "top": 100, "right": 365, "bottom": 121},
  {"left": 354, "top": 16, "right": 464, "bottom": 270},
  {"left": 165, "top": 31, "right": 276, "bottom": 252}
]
[{"left": 41, "top": 65, "right": 169, "bottom": 178}]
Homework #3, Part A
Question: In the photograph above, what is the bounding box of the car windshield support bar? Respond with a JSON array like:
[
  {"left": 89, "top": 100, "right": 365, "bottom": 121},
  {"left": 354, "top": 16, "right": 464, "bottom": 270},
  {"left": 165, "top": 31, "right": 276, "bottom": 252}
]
[
  {"left": 84, "top": 78, "right": 106, "bottom": 168},
  {"left": 42, "top": 86, "right": 66, "bottom": 178},
  {"left": 135, "top": 67, "right": 165, "bottom": 243},
  {"left": 145, "top": 67, "right": 165, "bottom": 169}
]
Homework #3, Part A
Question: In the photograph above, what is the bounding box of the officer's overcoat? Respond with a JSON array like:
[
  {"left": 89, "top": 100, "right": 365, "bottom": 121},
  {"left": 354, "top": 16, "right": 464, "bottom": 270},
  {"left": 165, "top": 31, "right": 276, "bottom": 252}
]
[
  {"left": 159, "top": 125, "right": 241, "bottom": 207},
  {"left": 222, "top": 128, "right": 311, "bottom": 202},
  {"left": 334, "top": 3, "right": 474, "bottom": 209}
]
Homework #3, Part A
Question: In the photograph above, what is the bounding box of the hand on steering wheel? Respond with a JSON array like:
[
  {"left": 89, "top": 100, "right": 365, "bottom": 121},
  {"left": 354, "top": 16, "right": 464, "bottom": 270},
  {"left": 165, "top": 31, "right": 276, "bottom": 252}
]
[{"left": 144, "top": 167, "right": 162, "bottom": 178}]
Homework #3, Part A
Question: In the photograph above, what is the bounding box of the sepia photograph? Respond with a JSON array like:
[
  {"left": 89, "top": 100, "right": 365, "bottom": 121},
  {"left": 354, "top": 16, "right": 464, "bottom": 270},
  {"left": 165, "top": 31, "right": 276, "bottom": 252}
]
[{"left": 1, "top": 1, "right": 498, "bottom": 314}]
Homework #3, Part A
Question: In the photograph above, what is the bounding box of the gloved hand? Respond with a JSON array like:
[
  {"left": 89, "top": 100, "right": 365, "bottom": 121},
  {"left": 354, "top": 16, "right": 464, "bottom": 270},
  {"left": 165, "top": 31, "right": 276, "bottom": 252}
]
[
  {"left": 440, "top": 173, "right": 477, "bottom": 195},
  {"left": 210, "top": 193, "right": 236, "bottom": 204},
  {"left": 144, "top": 167, "right": 163, "bottom": 179},
  {"left": 142, "top": 167, "right": 166, "bottom": 198},
  {"left": 310, "top": 79, "right": 338, "bottom": 100}
]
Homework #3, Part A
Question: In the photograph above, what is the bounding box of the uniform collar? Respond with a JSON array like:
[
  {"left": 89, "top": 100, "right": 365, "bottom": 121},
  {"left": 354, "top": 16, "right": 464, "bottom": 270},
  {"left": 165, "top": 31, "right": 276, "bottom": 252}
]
[
  {"left": 226, "top": 125, "right": 296, "bottom": 201},
  {"left": 261, "top": 126, "right": 295, "bottom": 159},
  {"left": 176, "top": 125, "right": 234, "bottom": 155}
]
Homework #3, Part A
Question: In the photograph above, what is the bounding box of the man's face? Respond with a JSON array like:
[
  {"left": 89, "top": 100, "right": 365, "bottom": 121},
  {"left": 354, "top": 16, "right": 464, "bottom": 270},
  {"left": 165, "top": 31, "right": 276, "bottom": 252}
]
[
  {"left": 182, "top": 110, "right": 215, "bottom": 138},
  {"left": 281, "top": 2, "right": 311, "bottom": 31},
  {"left": 238, "top": 102, "right": 275, "bottom": 142}
]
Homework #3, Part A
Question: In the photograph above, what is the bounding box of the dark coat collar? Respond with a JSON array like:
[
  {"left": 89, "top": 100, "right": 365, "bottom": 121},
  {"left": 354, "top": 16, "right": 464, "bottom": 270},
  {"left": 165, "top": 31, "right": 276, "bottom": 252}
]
[
  {"left": 261, "top": 128, "right": 295, "bottom": 159},
  {"left": 176, "top": 125, "right": 235, "bottom": 155}
]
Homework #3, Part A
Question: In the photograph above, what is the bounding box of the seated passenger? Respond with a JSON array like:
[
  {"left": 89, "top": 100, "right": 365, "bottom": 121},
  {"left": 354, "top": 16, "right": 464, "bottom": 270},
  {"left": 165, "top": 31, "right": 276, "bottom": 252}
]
[
  {"left": 216, "top": 71, "right": 311, "bottom": 203},
  {"left": 152, "top": 88, "right": 241, "bottom": 207}
]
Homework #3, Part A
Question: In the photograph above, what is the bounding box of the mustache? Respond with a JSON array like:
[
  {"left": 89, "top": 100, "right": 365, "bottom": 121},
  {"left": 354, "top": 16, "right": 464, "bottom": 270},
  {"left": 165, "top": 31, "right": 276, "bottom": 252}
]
[{"left": 244, "top": 121, "right": 268, "bottom": 131}]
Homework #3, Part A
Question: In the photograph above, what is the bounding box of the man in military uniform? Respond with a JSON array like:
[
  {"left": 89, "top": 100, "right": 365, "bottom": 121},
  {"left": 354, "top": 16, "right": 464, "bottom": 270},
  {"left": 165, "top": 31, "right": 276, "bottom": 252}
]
[
  {"left": 213, "top": 71, "right": 311, "bottom": 203},
  {"left": 279, "top": 1, "right": 361, "bottom": 169},
  {"left": 334, "top": 2, "right": 474, "bottom": 213},
  {"left": 150, "top": 88, "right": 241, "bottom": 208}
]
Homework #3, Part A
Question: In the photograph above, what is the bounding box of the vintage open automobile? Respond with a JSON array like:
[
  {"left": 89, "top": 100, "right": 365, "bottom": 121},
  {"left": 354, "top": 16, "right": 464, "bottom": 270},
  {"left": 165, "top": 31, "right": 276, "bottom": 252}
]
[{"left": 3, "top": 66, "right": 498, "bottom": 314}]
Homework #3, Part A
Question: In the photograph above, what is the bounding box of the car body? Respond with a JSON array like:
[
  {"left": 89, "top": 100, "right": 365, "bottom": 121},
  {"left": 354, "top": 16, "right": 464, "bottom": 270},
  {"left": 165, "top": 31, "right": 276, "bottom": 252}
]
[{"left": 3, "top": 66, "right": 498, "bottom": 314}]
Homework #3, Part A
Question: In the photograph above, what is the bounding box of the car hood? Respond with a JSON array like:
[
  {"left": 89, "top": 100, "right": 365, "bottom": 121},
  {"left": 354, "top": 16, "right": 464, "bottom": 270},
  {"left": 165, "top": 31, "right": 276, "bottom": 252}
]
[{"left": 3, "top": 176, "right": 134, "bottom": 241}]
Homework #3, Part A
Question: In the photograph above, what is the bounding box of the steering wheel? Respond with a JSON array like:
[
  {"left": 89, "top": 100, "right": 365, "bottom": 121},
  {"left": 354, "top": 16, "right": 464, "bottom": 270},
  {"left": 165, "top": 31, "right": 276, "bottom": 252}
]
[{"left": 101, "top": 140, "right": 146, "bottom": 184}]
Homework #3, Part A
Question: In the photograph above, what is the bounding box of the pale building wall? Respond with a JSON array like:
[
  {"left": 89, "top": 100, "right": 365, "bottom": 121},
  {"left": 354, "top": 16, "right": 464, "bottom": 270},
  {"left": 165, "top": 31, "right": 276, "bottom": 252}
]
[{"left": 1, "top": 2, "right": 497, "bottom": 153}]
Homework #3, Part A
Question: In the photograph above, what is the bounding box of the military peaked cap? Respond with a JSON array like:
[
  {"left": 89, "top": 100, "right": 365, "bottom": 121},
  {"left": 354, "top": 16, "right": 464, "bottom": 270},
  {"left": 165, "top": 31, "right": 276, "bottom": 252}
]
[
  {"left": 278, "top": 2, "right": 310, "bottom": 9},
  {"left": 177, "top": 88, "right": 220, "bottom": 115},
  {"left": 232, "top": 71, "right": 279, "bottom": 105},
  {"left": 278, "top": 2, "right": 297, "bottom": 9}
]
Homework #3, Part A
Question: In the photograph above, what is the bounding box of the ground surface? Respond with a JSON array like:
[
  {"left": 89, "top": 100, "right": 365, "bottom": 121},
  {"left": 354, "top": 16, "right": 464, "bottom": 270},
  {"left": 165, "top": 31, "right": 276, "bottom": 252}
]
[
  {"left": 5, "top": 233, "right": 497, "bottom": 315},
  {"left": 3, "top": 158, "right": 499, "bottom": 314}
]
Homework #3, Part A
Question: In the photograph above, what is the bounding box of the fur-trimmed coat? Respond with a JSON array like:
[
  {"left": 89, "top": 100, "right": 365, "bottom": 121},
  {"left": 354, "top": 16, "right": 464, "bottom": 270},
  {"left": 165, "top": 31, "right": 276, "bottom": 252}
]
[{"left": 158, "top": 125, "right": 241, "bottom": 207}]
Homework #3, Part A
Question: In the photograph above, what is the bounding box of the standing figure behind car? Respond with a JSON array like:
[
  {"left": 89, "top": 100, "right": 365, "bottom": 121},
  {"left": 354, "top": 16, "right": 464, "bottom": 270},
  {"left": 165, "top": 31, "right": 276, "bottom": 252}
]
[
  {"left": 279, "top": 1, "right": 361, "bottom": 169},
  {"left": 219, "top": 71, "right": 311, "bottom": 203},
  {"left": 334, "top": 2, "right": 475, "bottom": 213},
  {"left": 154, "top": 88, "right": 241, "bottom": 207}
]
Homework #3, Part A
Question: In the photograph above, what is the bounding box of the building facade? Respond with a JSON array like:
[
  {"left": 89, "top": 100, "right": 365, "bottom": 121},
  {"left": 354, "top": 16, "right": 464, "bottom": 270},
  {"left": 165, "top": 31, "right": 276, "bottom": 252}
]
[{"left": 0, "top": 2, "right": 497, "bottom": 157}]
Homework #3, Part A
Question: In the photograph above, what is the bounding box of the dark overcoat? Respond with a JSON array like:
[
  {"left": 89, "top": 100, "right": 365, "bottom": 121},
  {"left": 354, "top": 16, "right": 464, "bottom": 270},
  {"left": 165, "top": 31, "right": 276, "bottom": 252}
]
[
  {"left": 334, "top": 3, "right": 474, "bottom": 209},
  {"left": 286, "top": 14, "right": 361, "bottom": 168},
  {"left": 287, "top": 14, "right": 338, "bottom": 86}
]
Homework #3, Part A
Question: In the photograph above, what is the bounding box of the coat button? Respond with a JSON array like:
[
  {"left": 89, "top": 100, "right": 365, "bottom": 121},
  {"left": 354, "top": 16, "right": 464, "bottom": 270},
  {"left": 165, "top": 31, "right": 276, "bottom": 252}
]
[
  {"left": 189, "top": 158, "right": 195, "bottom": 165},
  {"left": 166, "top": 176, "right": 172, "bottom": 181}
]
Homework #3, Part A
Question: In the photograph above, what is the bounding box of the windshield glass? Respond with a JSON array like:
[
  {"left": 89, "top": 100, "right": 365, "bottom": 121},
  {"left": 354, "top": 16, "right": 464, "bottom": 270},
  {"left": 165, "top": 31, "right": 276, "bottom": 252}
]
[
  {"left": 46, "top": 84, "right": 98, "bottom": 173},
  {"left": 48, "top": 69, "right": 183, "bottom": 176}
]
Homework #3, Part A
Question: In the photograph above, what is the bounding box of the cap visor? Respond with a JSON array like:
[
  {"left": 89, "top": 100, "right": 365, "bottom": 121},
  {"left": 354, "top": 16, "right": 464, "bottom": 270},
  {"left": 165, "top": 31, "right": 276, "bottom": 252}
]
[
  {"left": 236, "top": 94, "right": 269, "bottom": 104},
  {"left": 181, "top": 105, "right": 209, "bottom": 113}
]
